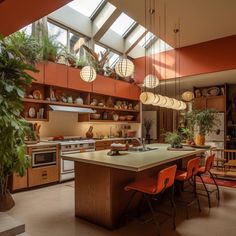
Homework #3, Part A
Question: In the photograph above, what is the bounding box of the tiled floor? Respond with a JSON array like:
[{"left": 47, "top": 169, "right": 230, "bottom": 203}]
[{"left": 8, "top": 182, "right": 236, "bottom": 236}]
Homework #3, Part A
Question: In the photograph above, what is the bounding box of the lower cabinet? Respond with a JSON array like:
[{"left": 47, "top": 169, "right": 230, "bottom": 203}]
[
  {"left": 28, "top": 165, "right": 59, "bottom": 187},
  {"left": 95, "top": 140, "right": 113, "bottom": 151},
  {"left": 11, "top": 172, "right": 28, "bottom": 191}
]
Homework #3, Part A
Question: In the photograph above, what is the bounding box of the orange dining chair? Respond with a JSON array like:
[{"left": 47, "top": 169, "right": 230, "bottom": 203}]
[
  {"left": 175, "top": 157, "right": 201, "bottom": 219},
  {"left": 124, "top": 165, "right": 177, "bottom": 236},
  {"left": 197, "top": 154, "right": 220, "bottom": 208}
]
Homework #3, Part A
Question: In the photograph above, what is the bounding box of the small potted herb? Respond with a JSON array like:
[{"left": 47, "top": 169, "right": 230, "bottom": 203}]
[{"left": 165, "top": 132, "right": 183, "bottom": 148}]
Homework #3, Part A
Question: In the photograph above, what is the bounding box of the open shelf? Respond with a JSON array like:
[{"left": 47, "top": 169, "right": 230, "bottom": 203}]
[{"left": 25, "top": 118, "right": 49, "bottom": 122}]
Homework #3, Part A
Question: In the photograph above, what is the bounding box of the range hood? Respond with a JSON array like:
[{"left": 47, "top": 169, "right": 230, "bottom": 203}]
[{"left": 49, "top": 105, "right": 96, "bottom": 114}]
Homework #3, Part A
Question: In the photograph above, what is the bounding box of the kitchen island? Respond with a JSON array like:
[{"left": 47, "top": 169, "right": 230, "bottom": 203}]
[{"left": 62, "top": 144, "right": 206, "bottom": 229}]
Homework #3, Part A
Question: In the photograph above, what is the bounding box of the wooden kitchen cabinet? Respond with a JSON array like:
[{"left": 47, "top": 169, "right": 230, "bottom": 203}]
[
  {"left": 193, "top": 97, "right": 206, "bottom": 110},
  {"left": 95, "top": 140, "right": 113, "bottom": 150},
  {"left": 28, "top": 165, "right": 59, "bottom": 187},
  {"left": 27, "top": 62, "right": 45, "bottom": 84},
  {"left": 115, "top": 80, "right": 130, "bottom": 99},
  {"left": 129, "top": 83, "right": 140, "bottom": 100},
  {"left": 92, "top": 74, "right": 115, "bottom": 95},
  {"left": 10, "top": 172, "right": 28, "bottom": 191},
  {"left": 207, "top": 96, "right": 226, "bottom": 112},
  {"left": 68, "top": 67, "right": 92, "bottom": 92},
  {"left": 44, "top": 61, "right": 68, "bottom": 87}
]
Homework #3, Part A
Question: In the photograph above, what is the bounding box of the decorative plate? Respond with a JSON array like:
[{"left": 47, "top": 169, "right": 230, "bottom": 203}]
[
  {"left": 207, "top": 87, "right": 220, "bottom": 96},
  {"left": 201, "top": 88, "right": 208, "bottom": 97},
  {"left": 28, "top": 107, "right": 36, "bottom": 118},
  {"left": 32, "top": 90, "right": 42, "bottom": 100}
]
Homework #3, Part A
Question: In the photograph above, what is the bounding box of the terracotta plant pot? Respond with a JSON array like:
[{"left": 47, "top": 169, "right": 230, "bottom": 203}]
[
  {"left": 195, "top": 134, "right": 205, "bottom": 146},
  {"left": 0, "top": 191, "right": 15, "bottom": 212}
]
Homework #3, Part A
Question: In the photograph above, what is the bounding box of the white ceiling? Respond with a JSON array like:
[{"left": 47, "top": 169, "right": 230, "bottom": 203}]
[{"left": 109, "top": 0, "right": 236, "bottom": 48}]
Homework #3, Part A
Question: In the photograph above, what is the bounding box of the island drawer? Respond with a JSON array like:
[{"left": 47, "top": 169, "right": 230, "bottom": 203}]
[{"left": 95, "top": 141, "right": 112, "bottom": 147}]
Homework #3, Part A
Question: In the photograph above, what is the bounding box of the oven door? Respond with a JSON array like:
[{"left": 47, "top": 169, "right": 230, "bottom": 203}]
[{"left": 32, "top": 150, "right": 57, "bottom": 167}]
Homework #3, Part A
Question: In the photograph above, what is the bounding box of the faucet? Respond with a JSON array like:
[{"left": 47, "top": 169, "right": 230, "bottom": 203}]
[{"left": 133, "top": 137, "right": 146, "bottom": 149}]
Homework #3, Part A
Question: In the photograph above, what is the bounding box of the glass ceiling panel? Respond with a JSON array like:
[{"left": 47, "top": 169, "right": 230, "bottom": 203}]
[
  {"left": 48, "top": 22, "right": 67, "bottom": 47},
  {"left": 109, "top": 52, "right": 120, "bottom": 68},
  {"left": 19, "top": 24, "right": 32, "bottom": 35},
  {"left": 95, "top": 2, "right": 116, "bottom": 29},
  {"left": 127, "top": 25, "right": 145, "bottom": 44},
  {"left": 110, "top": 13, "right": 135, "bottom": 36},
  {"left": 138, "top": 31, "right": 156, "bottom": 47},
  {"left": 94, "top": 43, "right": 106, "bottom": 60},
  {"left": 67, "top": 0, "right": 103, "bottom": 17}
]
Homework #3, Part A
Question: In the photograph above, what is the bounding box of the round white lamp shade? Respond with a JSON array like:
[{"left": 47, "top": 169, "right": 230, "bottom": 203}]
[
  {"left": 165, "top": 97, "right": 174, "bottom": 108},
  {"left": 181, "top": 91, "right": 194, "bottom": 102},
  {"left": 143, "top": 74, "right": 160, "bottom": 88},
  {"left": 172, "top": 99, "right": 181, "bottom": 110},
  {"left": 158, "top": 96, "right": 168, "bottom": 107},
  {"left": 140, "top": 92, "right": 155, "bottom": 104},
  {"left": 80, "top": 66, "right": 97, "bottom": 82},
  {"left": 152, "top": 94, "right": 160, "bottom": 105},
  {"left": 179, "top": 101, "right": 187, "bottom": 110},
  {"left": 115, "top": 58, "right": 134, "bottom": 78}
]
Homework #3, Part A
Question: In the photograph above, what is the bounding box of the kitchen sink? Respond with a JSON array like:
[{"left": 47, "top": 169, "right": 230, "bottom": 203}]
[{"left": 128, "top": 146, "right": 158, "bottom": 152}]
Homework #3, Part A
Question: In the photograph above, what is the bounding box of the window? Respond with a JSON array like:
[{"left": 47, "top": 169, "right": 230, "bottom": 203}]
[
  {"left": 19, "top": 24, "right": 32, "bottom": 35},
  {"left": 108, "top": 52, "right": 120, "bottom": 68},
  {"left": 94, "top": 43, "right": 106, "bottom": 60},
  {"left": 67, "top": 0, "right": 104, "bottom": 17},
  {"left": 110, "top": 13, "right": 136, "bottom": 36},
  {"left": 127, "top": 25, "right": 146, "bottom": 44},
  {"left": 69, "top": 32, "right": 87, "bottom": 54},
  {"left": 48, "top": 22, "right": 67, "bottom": 47},
  {"left": 138, "top": 31, "right": 156, "bottom": 48}
]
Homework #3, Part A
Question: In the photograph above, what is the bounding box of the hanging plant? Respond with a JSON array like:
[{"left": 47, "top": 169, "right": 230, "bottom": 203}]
[{"left": 0, "top": 35, "right": 36, "bottom": 211}]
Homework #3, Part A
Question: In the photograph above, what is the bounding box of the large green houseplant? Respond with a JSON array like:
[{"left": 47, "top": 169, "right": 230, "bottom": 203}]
[
  {"left": 0, "top": 34, "right": 38, "bottom": 211},
  {"left": 186, "top": 109, "right": 220, "bottom": 145}
]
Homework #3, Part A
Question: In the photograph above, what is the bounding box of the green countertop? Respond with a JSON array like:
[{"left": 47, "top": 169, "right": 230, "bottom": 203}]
[{"left": 61, "top": 143, "right": 206, "bottom": 172}]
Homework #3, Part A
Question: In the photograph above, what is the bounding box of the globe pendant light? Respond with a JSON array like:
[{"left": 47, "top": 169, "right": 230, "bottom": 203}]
[
  {"left": 171, "top": 98, "right": 180, "bottom": 110},
  {"left": 152, "top": 94, "right": 160, "bottom": 105},
  {"left": 181, "top": 91, "right": 194, "bottom": 102},
  {"left": 165, "top": 97, "right": 174, "bottom": 108},
  {"left": 80, "top": 66, "right": 97, "bottom": 82},
  {"left": 158, "top": 95, "right": 168, "bottom": 107},
  {"left": 144, "top": 74, "right": 160, "bottom": 88},
  {"left": 115, "top": 58, "right": 134, "bottom": 78},
  {"left": 140, "top": 92, "right": 155, "bottom": 104},
  {"left": 179, "top": 101, "right": 187, "bottom": 110}
]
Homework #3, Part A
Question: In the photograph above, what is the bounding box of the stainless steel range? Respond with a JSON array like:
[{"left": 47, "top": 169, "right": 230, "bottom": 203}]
[{"left": 54, "top": 138, "right": 95, "bottom": 182}]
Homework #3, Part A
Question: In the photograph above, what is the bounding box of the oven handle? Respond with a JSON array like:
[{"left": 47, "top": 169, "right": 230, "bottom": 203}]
[
  {"left": 32, "top": 148, "right": 57, "bottom": 153},
  {"left": 61, "top": 149, "right": 95, "bottom": 155}
]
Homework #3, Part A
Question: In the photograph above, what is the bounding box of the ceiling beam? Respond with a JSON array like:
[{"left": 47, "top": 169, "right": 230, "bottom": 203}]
[
  {"left": 93, "top": 8, "right": 121, "bottom": 41},
  {"left": 125, "top": 30, "right": 148, "bottom": 55}
]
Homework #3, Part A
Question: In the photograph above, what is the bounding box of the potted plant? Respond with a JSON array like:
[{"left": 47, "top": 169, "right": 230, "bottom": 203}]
[
  {"left": 165, "top": 132, "right": 183, "bottom": 148},
  {"left": 186, "top": 109, "right": 220, "bottom": 146},
  {"left": 180, "top": 127, "right": 194, "bottom": 145},
  {"left": 143, "top": 119, "right": 152, "bottom": 142},
  {"left": 0, "top": 36, "right": 36, "bottom": 211}
]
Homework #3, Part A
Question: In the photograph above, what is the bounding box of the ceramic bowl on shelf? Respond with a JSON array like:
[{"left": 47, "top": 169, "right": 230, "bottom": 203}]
[
  {"left": 91, "top": 113, "right": 101, "bottom": 120},
  {"left": 113, "top": 114, "right": 119, "bottom": 121},
  {"left": 125, "top": 115, "right": 134, "bottom": 121},
  {"left": 119, "top": 116, "right": 126, "bottom": 121}
]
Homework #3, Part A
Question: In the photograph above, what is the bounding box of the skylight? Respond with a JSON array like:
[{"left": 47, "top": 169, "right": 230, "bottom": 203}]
[
  {"left": 67, "top": 0, "right": 104, "bottom": 17},
  {"left": 127, "top": 25, "right": 146, "bottom": 44},
  {"left": 138, "top": 31, "right": 156, "bottom": 47},
  {"left": 109, "top": 52, "right": 120, "bottom": 68},
  {"left": 94, "top": 43, "right": 106, "bottom": 60},
  {"left": 110, "top": 13, "right": 135, "bottom": 36},
  {"left": 48, "top": 22, "right": 67, "bottom": 47},
  {"left": 19, "top": 24, "right": 32, "bottom": 35}
]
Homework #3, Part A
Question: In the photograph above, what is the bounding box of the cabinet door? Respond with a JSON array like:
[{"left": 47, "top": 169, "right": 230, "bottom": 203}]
[
  {"left": 129, "top": 84, "right": 140, "bottom": 100},
  {"left": 11, "top": 172, "right": 28, "bottom": 191},
  {"left": 193, "top": 98, "right": 206, "bottom": 110},
  {"left": 92, "top": 75, "right": 115, "bottom": 95},
  {"left": 44, "top": 62, "right": 68, "bottom": 87},
  {"left": 28, "top": 165, "right": 58, "bottom": 187},
  {"left": 207, "top": 96, "right": 226, "bottom": 112},
  {"left": 27, "top": 62, "right": 44, "bottom": 84},
  {"left": 115, "top": 80, "right": 130, "bottom": 98},
  {"left": 68, "top": 67, "right": 92, "bottom": 92}
]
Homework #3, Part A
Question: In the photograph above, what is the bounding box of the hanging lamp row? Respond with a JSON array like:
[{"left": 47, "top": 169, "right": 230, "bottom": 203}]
[{"left": 140, "top": 91, "right": 187, "bottom": 110}]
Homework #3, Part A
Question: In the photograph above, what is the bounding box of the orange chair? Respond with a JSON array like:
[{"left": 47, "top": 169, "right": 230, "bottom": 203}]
[
  {"left": 124, "top": 165, "right": 177, "bottom": 236},
  {"left": 175, "top": 157, "right": 201, "bottom": 219},
  {"left": 197, "top": 154, "right": 220, "bottom": 208}
]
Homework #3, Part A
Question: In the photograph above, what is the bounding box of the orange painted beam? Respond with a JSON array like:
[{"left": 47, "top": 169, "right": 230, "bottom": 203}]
[
  {"left": 134, "top": 35, "right": 236, "bottom": 84},
  {"left": 0, "top": 0, "right": 72, "bottom": 36}
]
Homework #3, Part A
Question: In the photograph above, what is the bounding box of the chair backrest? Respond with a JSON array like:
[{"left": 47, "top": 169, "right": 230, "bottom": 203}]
[
  {"left": 186, "top": 157, "right": 200, "bottom": 179},
  {"left": 156, "top": 165, "right": 177, "bottom": 194},
  {"left": 205, "top": 154, "right": 215, "bottom": 172}
]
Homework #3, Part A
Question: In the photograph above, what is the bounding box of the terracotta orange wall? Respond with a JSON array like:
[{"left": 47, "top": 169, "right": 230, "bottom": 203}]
[
  {"left": 0, "top": 0, "right": 72, "bottom": 36},
  {"left": 134, "top": 35, "right": 236, "bottom": 84}
]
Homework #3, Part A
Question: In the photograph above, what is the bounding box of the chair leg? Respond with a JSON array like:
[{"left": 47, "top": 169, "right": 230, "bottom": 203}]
[
  {"left": 194, "top": 175, "right": 201, "bottom": 213},
  {"left": 144, "top": 193, "right": 160, "bottom": 236},
  {"left": 169, "top": 185, "right": 176, "bottom": 230},
  {"left": 209, "top": 170, "right": 220, "bottom": 203},
  {"left": 198, "top": 174, "right": 211, "bottom": 208}
]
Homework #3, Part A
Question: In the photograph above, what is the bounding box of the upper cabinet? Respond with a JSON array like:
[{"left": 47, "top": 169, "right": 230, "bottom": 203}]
[
  {"left": 193, "top": 85, "right": 226, "bottom": 112},
  {"left": 129, "top": 83, "right": 140, "bottom": 100},
  {"left": 44, "top": 62, "right": 67, "bottom": 88},
  {"left": 27, "top": 62, "right": 44, "bottom": 84},
  {"left": 92, "top": 74, "right": 115, "bottom": 95},
  {"left": 68, "top": 67, "right": 92, "bottom": 92}
]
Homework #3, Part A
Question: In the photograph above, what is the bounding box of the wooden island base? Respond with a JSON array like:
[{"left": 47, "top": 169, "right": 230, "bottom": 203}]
[{"left": 74, "top": 157, "right": 191, "bottom": 229}]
